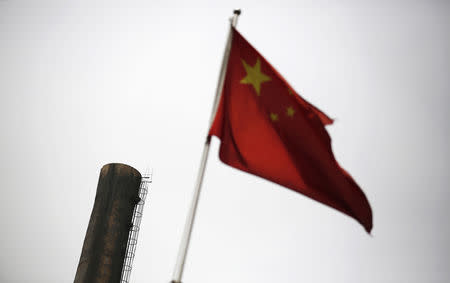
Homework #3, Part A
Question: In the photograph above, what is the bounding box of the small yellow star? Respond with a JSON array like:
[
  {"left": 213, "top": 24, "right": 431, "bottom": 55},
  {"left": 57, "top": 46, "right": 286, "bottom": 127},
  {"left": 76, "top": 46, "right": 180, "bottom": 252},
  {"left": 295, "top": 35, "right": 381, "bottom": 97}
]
[
  {"left": 270, "top": 112, "right": 279, "bottom": 122},
  {"left": 286, "top": 106, "right": 295, "bottom": 117},
  {"left": 287, "top": 88, "right": 294, "bottom": 95},
  {"left": 240, "top": 58, "right": 271, "bottom": 96}
]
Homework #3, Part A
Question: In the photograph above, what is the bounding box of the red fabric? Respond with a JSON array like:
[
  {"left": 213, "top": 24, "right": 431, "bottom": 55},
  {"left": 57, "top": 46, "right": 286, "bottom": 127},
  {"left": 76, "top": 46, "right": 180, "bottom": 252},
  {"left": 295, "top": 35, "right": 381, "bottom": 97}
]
[{"left": 209, "top": 28, "right": 372, "bottom": 233}]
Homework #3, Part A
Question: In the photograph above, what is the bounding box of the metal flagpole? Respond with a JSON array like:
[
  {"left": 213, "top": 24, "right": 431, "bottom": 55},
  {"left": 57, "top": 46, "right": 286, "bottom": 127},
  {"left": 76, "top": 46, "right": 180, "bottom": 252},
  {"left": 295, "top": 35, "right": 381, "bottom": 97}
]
[{"left": 170, "top": 10, "right": 241, "bottom": 283}]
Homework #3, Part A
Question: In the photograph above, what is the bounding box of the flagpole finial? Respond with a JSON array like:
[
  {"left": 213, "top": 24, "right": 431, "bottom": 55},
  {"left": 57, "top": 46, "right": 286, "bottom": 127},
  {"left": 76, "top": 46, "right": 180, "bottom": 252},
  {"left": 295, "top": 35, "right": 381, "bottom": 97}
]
[{"left": 231, "top": 9, "right": 241, "bottom": 27}]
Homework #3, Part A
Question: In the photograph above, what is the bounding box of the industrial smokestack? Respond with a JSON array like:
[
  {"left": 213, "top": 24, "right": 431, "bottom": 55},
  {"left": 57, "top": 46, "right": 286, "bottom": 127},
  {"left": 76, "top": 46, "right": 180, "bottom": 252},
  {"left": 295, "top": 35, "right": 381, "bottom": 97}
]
[{"left": 74, "top": 163, "right": 141, "bottom": 283}]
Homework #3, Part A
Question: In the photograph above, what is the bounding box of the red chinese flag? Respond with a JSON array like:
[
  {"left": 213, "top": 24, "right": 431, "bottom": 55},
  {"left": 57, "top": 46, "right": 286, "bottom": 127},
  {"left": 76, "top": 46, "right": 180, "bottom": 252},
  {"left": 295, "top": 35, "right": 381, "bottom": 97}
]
[{"left": 209, "top": 28, "right": 373, "bottom": 233}]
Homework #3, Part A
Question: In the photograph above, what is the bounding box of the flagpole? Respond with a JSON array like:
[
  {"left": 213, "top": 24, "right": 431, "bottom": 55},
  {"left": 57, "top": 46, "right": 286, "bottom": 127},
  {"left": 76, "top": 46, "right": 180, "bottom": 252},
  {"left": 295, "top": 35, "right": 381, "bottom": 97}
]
[{"left": 170, "top": 10, "right": 240, "bottom": 283}]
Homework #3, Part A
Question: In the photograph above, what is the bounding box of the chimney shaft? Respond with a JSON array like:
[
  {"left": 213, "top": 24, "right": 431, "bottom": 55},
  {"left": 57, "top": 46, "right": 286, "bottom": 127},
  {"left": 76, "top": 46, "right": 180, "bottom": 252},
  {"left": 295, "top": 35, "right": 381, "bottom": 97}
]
[{"left": 74, "top": 163, "right": 141, "bottom": 283}]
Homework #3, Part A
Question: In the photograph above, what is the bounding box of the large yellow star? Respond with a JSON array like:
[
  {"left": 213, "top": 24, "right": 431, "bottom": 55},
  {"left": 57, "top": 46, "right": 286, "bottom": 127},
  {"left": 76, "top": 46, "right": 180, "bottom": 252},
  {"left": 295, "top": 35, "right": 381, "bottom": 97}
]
[{"left": 240, "top": 58, "right": 271, "bottom": 95}]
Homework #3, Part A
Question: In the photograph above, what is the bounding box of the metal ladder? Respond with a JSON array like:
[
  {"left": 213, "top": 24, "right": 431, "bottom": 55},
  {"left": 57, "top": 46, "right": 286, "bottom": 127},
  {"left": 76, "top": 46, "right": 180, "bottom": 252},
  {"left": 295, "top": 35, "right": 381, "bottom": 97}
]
[{"left": 120, "top": 171, "right": 152, "bottom": 283}]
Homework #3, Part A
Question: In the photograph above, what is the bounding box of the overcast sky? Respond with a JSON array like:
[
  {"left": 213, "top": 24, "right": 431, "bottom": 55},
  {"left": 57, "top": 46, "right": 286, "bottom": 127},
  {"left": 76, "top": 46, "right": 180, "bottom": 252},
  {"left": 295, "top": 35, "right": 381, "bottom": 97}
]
[{"left": 1, "top": 1, "right": 449, "bottom": 282}]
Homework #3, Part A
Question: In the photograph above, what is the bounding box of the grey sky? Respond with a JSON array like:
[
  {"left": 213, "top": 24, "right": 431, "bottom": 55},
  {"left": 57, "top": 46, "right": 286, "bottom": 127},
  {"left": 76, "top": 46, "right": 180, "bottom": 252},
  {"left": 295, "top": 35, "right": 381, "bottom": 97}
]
[{"left": 0, "top": 1, "right": 449, "bottom": 282}]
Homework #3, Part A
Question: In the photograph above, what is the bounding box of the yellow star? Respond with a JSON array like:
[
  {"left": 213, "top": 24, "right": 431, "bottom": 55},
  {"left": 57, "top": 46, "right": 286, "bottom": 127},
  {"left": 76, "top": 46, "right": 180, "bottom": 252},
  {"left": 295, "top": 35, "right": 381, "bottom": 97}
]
[
  {"left": 287, "top": 88, "right": 294, "bottom": 95},
  {"left": 240, "top": 58, "right": 271, "bottom": 96},
  {"left": 286, "top": 106, "right": 295, "bottom": 117},
  {"left": 270, "top": 112, "right": 279, "bottom": 122}
]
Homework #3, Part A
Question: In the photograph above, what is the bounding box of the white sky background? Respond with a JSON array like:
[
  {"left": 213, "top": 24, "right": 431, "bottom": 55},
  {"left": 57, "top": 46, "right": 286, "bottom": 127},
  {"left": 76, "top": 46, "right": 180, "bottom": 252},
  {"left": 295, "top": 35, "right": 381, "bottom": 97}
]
[{"left": 1, "top": 1, "right": 449, "bottom": 282}]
